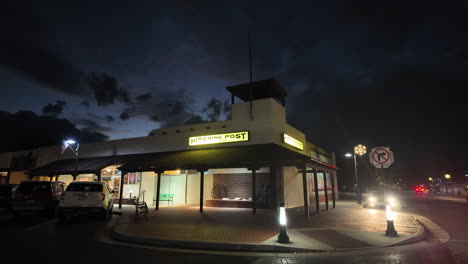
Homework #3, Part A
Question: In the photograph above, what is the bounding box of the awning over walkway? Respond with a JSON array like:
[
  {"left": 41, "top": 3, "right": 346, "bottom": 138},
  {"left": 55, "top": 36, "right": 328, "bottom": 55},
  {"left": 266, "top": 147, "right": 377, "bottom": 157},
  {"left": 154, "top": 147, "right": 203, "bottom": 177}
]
[
  {"left": 118, "top": 144, "right": 309, "bottom": 172},
  {"left": 28, "top": 155, "right": 133, "bottom": 176},
  {"left": 28, "top": 144, "right": 335, "bottom": 176}
]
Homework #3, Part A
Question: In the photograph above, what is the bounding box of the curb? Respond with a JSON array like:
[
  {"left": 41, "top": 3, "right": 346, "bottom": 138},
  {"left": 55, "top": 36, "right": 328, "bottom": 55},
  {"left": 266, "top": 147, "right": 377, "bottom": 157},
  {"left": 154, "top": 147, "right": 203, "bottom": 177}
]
[
  {"left": 111, "top": 228, "right": 326, "bottom": 253},
  {"left": 382, "top": 216, "right": 426, "bottom": 247}
]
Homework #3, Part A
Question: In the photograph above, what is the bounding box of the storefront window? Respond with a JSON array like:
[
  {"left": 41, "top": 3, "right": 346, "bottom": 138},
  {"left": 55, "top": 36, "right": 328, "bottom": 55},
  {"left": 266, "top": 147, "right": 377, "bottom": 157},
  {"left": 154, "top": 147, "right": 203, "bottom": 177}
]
[{"left": 124, "top": 172, "right": 141, "bottom": 185}]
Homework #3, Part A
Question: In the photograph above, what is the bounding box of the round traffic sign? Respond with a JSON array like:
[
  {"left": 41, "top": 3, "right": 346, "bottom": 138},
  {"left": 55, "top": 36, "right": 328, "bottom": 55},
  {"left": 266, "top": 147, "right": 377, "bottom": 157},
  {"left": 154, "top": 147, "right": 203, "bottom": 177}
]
[{"left": 371, "top": 147, "right": 391, "bottom": 164}]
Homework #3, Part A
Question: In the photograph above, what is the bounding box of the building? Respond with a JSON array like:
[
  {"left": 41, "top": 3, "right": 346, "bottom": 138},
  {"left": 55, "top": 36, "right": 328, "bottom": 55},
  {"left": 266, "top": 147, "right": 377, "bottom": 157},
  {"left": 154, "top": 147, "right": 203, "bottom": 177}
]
[{"left": 0, "top": 79, "right": 338, "bottom": 216}]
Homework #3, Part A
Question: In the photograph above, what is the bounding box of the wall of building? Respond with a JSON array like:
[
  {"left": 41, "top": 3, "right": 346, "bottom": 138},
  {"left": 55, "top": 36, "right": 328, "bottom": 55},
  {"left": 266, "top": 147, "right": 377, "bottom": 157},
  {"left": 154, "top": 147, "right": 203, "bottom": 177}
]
[
  {"left": 140, "top": 171, "right": 156, "bottom": 205},
  {"left": 58, "top": 175, "right": 74, "bottom": 186},
  {"left": 9, "top": 171, "right": 29, "bottom": 184},
  {"left": 283, "top": 166, "right": 304, "bottom": 208},
  {"left": 0, "top": 152, "right": 12, "bottom": 169},
  {"left": 185, "top": 172, "right": 213, "bottom": 206}
]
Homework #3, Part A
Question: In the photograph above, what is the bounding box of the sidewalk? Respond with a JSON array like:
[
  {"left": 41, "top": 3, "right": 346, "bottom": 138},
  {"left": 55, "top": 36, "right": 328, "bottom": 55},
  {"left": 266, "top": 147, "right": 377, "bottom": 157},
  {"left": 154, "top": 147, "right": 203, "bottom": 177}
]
[{"left": 111, "top": 200, "right": 425, "bottom": 252}]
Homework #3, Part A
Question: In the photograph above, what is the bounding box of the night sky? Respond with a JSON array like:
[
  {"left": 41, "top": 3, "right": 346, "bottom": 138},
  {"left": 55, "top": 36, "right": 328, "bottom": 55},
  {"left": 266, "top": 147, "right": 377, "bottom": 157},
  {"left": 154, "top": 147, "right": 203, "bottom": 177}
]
[{"left": 0, "top": 1, "right": 466, "bottom": 186}]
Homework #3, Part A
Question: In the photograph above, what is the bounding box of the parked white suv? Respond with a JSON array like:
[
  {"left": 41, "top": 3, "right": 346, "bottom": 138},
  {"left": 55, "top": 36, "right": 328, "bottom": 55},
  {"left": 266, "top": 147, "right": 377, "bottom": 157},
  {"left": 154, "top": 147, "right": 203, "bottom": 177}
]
[{"left": 58, "top": 181, "right": 114, "bottom": 221}]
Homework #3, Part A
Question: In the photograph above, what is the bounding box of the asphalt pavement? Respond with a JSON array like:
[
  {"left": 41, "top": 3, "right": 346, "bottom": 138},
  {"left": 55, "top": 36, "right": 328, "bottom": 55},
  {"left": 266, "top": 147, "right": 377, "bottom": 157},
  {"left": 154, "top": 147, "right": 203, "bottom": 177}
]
[{"left": 0, "top": 191, "right": 464, "bottom": 264}]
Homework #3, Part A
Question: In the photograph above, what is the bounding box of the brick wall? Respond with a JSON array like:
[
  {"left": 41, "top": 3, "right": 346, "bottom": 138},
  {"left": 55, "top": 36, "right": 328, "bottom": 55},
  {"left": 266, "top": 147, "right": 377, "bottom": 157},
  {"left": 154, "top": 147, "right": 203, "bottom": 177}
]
[{"left": 212, "top": 173, "right": 272, "bottom": 200}]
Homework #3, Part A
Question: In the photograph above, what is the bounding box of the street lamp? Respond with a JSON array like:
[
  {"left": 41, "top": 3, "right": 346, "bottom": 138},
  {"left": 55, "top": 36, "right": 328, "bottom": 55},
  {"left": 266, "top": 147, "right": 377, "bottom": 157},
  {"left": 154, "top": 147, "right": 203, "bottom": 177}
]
[
  {"left": 63, "top": 139, "right": 80, "bottom": 178},
  {"left": 345, "top": 144, "right": 367, "bottom": 204},
  {"left": 444, "top": 174, "right": 451, "bottom": 180}
]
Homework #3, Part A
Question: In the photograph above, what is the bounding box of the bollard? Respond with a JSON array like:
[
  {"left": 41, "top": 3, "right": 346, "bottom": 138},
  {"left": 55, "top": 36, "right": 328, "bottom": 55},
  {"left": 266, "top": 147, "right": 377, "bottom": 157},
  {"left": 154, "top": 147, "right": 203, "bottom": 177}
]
[
  {"left": 277, "top": 202, "right": 290, "bottom": 243},
  {"left": 385, "top": 205, "right": 398, "bottom": 237}
]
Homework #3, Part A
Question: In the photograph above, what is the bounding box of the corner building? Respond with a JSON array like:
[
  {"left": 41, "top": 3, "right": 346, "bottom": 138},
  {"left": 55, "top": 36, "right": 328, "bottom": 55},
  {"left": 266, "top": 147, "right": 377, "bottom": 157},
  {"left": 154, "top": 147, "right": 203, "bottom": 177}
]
[{"left": 0, "top": 79, "right": 338, "bottom": 216}]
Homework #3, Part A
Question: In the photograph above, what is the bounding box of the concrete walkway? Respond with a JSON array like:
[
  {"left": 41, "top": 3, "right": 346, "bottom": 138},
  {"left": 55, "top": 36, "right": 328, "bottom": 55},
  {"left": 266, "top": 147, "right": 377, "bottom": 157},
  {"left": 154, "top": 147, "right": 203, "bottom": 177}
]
[{"left": 112, "top": 201, "right": 425, "bottom": 252}]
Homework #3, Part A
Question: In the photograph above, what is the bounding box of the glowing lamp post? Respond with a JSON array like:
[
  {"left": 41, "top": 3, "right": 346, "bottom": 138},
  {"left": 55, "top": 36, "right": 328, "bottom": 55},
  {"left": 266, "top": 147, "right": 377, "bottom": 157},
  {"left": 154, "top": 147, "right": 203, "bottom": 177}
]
[
  {"left": 428, "top": 177, "right": 433, "bottom": 181},
  {"left": 277, "top": 202, "right": 290, "bottom": 243},
  {"left": 385, "top": 205, "right": 398, "bottom": 237},
  {"left": 345, "top": 144, "right": 367, "bottom": 204},
  {"left": 444, "top": 174, "right": 451, "bottom": 180},
  {"left": 63, "top": 139, "right": 80, "bottom": 178}
]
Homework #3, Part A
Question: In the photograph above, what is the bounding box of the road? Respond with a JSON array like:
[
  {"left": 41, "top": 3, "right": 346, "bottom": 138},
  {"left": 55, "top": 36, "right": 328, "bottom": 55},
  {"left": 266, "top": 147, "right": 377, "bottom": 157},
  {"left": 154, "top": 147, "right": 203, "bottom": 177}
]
[
  {"left": 0, "top": 192, "right": 464, "bottom": 264},
  {"left": 401, "top": 191, "right": 468, "bottom": 263}
]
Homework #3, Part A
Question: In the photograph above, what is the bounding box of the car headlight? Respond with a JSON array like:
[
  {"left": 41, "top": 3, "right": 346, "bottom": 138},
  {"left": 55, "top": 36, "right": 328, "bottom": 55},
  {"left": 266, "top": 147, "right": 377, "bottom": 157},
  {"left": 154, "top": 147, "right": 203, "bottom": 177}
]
[
  {"left": 387, "top": 197, "right": 395, "bottom": 203},
  {"left": 369, "top": 197, "right": 376, "bottom": 203}
]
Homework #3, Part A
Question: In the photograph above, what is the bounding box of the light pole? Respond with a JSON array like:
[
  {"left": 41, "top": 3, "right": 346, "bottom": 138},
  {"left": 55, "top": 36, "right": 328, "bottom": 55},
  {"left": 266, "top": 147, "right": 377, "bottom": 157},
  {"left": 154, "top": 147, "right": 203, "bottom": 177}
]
[
  {"left": 345, "top": 144, "right": 367, "bottom": 204},
  {"left": 63, "top": 139, "right": 80, "bottom": 179},
  {"left": 444, "top": 174, "right": 451, "bottom": 193}
]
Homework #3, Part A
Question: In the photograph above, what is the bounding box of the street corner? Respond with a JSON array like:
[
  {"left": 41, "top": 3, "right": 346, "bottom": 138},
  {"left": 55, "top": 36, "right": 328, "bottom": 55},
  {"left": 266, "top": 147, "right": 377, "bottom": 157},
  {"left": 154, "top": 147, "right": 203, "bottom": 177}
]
[{"left": 411, "top": 214, "right": 450, "bottom": 244}]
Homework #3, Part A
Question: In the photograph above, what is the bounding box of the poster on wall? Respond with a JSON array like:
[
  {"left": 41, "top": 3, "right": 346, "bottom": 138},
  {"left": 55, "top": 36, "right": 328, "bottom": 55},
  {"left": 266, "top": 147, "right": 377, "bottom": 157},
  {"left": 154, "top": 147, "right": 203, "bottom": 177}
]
[{"left": 129, "top": 173, "right": 136, "bottom": 184}]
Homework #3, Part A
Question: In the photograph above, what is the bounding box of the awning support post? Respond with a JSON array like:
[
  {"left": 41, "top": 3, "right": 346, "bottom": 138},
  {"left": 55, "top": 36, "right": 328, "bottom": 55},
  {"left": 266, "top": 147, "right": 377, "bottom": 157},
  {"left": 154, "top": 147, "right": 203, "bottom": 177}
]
[
  {"left": 313, "top": 169, "right": 320, "bottom": 214},
  {"left": 300, "top": 165, "right": 309, "bottom": 218},
  {"left": 118, "top": 170, "right": 126, "bottom": 209},
  {"left": 331, "top": 171, "right": 336, "bottom": 209},
  {"left": 6, "top": 170, "right": 11, "bottom": 184},
  {"left": 323, "top": 171, "right": 329, "bottom": 211},
  {"left": 155, "top": 171, "right": 162, "bottom": 211},
  {"left": 248, "top": 167, "right": 259, "bottom": 214},
  {"left": 198, "top": 168, "right": 208, "bottom": 212},
  {"left": 96, "top": 171, "right": 101, "bottom": 182}
]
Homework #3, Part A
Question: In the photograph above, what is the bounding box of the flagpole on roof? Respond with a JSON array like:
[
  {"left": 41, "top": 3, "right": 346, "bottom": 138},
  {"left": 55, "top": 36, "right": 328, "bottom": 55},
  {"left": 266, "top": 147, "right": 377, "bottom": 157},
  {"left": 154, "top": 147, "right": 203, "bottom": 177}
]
[{"left": 248, "top": 32, "right": 254, "bottom": 120}]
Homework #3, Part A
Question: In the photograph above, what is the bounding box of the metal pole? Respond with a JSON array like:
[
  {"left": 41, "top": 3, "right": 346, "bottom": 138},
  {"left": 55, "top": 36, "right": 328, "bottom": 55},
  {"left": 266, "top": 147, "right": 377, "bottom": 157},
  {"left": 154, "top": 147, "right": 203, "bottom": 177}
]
[
  {"left": 323, "top": 171, "right": 329, "bottom": 210},
  {"left": 313, "top": 169, "right": 320, "bottom": 214},
  {"left": 354, "top": 154, "right": 361, "bottom": 204},
  {"left": 331, "top": 171, "right": 336, "bottom": 209},
  {"left": 302, "top": 166, "right": 309, "bottom": 218},
  {"left": 156, "top": 172, "right": 161, "bottom": 210},
  {"left": 199, "top": 170, "right": 205, "bottom": 212},
  {"left": 118, "top": 171, "right": 125, "bottom": 209},
  {"left": 252, "top": 169, "right": 256, "bottom": 214}
]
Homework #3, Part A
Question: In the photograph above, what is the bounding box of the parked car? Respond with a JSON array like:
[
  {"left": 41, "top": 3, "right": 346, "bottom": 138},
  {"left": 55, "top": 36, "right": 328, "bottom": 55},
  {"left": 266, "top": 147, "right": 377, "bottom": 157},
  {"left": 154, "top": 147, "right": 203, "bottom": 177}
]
[
  {"left": 11, "top": 181, "right": 65, "bottom": 216},
  {"left": 363, "top": 190, "right": 403, "bottom": 210},
  {"left": 0, "top": 184, "right": 18, "bottom": 209},
  {"left": 58, "top": 181, "right": 114, "bottom": 221}
]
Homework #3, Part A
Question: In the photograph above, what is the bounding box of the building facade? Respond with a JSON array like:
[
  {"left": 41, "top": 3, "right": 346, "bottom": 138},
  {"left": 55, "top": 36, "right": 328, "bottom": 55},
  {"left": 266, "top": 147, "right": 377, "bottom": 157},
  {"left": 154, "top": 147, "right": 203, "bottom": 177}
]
[{"left": 0, "top": 79, "right": 338, "bottom": 216}]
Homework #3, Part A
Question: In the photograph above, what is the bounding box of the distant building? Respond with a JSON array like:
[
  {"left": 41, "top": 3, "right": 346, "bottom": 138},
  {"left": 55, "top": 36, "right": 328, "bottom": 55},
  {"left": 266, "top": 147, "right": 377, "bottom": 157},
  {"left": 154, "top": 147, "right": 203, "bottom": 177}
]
[{"left": 0, "top": 79, "right": 338, "bottom": 215}]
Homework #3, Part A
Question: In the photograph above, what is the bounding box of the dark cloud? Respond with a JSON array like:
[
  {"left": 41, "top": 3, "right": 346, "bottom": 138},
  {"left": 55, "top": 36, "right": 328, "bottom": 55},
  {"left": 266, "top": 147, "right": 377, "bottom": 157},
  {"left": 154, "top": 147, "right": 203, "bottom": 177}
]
[
  {"left": 122, "top": 89, "right": 199, "bottom": 127},
  {"left": 86, "top": 72, "right": 131, "bottom": 106},
  {"left": 105, "top": 115, "right": 115, "bottom": 122},
  {"left": 183, "top": 115, "right": 205, "bottom": 125},
  {"left": 119, "top": 112, "right": 130, "bottom": 121},
  {"left": 287, "top": 65, "right": 467, "bottom": 185},
  {"left": 42, "top": 100, "right": 66, "bottom": 116},
  {"left": 203, "top": 97, "right": 223, "bottom": 121},
  {"left": 0, "top": 3, "right": 132, "bottom": 107},
  {"left": 136, "top": 93, "right": 152, "bottom": 103},
  {"left": 80, "top": 100, "right": 90, "bottom": 108},
  {"left": 0, "top": 3, "right": 85, "bottom": 97},
  {"left": 0, "top": 110, "right": 108, "bottom": 152},
  {"left": 74, "top": 118, "right": 114, "bottom": 133}
]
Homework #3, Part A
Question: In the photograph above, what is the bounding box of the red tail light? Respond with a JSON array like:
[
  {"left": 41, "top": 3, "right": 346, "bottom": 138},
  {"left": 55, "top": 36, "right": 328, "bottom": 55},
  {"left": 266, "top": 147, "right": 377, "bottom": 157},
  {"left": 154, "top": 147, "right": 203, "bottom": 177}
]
[{"left": 100, "top": 193, "right": 105, "bottom": 201}]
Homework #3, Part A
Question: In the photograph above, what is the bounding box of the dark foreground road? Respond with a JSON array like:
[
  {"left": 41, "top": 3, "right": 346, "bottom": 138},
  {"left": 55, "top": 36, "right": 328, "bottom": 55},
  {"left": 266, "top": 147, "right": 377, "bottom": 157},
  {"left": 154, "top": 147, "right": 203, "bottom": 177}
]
[
  {"left": 400, "top": 191, "right": 468, "bottom": 263},
  {"left": 0, "top": 193, "right": 463, "bottom": 264}
]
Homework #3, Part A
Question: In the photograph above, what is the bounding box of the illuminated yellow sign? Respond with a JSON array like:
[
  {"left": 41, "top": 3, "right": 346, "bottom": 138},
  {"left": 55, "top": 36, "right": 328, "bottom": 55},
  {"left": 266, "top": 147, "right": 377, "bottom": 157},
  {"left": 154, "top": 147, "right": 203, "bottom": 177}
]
[
  {"left": 283, "top": 134, "right": 304, "bottom": 150},
  {"left": 189, "top": 131, "right": 249, "bottom": 146}
]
